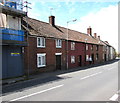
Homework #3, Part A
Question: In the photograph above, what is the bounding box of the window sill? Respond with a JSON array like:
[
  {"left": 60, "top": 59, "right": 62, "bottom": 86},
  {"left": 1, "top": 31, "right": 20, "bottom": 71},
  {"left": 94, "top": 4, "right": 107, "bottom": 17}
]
[
  {"left": 37, "top": 46, "right": 46, "bottom": 48},
  {"left": 56, "top": 47, "right": 62, "bottom": 48},
  {"left": 37, "top": 65, "right": 46, "bottom": 68}
]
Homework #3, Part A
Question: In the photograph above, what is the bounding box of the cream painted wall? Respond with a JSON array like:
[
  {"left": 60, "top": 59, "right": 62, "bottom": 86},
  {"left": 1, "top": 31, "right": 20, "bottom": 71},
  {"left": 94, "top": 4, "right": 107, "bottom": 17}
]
[
  {"left": 0, "top": 13, "right": 6, "bottom": 27},
  {"left": 7, "top": 15, "right": 21, "bottom": 30},
  {"left": 0, "top": 13, "right": 21, "bottom": 30}
]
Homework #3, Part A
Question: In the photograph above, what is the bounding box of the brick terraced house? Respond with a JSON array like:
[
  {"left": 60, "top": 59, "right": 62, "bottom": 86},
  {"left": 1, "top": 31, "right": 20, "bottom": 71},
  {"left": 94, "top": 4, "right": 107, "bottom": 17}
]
[{"left": 22, "top": 16, "right": 116, "bottom": 75}]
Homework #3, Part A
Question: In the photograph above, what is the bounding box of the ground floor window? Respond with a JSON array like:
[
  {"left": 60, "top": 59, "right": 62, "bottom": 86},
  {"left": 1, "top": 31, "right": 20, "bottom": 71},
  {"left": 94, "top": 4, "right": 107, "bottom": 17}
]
[
  {"left": 37, "top": 53, "right": 46, "bottom": 67},
  {"left": 71, "top": 56, "right": 75, "bottom": 63},
  {"left": 86, "top": 55, "right": 89, "bottom": 61},
  {"left": 96, "top": 53, "right": 99, "bottom": 60}
]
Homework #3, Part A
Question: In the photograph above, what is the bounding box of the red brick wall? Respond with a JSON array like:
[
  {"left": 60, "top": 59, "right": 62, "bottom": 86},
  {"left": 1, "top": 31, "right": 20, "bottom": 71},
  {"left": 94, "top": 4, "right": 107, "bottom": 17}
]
[
  {"left": 24, "top": 36, "right": 66, "bottom": 75},
  {"left": 68, "top": 41, "right": 85, "bottom": 69},
  {"left": 24, "top": 36, "right": 106, "bottom": 75}
]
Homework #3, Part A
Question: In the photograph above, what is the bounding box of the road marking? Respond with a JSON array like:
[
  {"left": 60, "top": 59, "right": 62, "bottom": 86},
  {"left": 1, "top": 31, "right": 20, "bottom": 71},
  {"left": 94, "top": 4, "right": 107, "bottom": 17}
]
[
  {"left": 109, "top": 94, "right": 118, "bottom": 101},
  {"left": 81, "top": 76, "right": 90, "bottom": 80},
  {"left": 80, "top": 72, "right": 102, "bottom": 80},
  {"left": 90, "top": 72, "right": 102, "bottom": 77},
  {"left": 8, "top": 84, "right": 64, "bottom": 102},
  {"left": 107, "top": 68, "right": 114, "bottom": 70}
]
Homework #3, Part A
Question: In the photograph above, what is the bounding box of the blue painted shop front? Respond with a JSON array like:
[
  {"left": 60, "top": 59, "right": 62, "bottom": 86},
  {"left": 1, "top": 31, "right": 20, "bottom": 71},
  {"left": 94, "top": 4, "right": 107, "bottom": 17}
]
[
  {"left": 1, "top": 27, "right": 25, "bottom": 79},
  {"left": 2, "top": 46, "right": 24, "bottom": 79}
]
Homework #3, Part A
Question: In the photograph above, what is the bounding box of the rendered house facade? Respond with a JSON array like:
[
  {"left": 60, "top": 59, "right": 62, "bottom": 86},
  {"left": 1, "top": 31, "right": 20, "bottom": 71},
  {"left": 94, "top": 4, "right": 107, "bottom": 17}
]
[{"left": 0, "top": 0, "right": 27, "bottom": 79}]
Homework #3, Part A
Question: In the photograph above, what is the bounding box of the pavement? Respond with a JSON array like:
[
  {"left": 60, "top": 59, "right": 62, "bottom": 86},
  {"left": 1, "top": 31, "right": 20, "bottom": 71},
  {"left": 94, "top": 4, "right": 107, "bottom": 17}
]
[{"left": 2, "top": 59, "right": 119, "bottom": 86}]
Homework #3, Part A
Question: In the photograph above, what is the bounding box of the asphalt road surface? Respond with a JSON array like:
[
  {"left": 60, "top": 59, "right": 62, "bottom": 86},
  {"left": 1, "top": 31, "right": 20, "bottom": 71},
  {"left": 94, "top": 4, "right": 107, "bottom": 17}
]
[{"left": 1, "top": 60, "right": 119, "bottom": 102}]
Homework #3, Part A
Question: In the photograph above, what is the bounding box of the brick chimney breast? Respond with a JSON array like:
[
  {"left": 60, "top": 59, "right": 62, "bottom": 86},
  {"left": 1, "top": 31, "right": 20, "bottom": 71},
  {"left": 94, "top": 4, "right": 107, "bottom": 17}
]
[
  {"left": 49, "top": 16, "right": 55, "bottom": 26},
  {"left": 87, "top": 26, "right": 92, "bottom": 36}
]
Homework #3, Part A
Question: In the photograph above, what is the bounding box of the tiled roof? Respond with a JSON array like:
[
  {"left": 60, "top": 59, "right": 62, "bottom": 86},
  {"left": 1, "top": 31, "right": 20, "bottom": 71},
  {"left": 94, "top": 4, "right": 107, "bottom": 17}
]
[{"left": 23, "top": 17, "right": 105, "bottom": 45}]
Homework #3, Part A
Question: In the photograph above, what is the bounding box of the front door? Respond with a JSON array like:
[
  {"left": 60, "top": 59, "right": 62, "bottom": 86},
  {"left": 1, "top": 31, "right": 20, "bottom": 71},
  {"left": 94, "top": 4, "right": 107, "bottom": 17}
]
[
  {"left": 56, "top": 55, "right": 61, "bottom": 70},
  {"left": 91, "top": 54, "right": 94, "bottom": 64},
  {"left": 104, "top": 54, "right": 107, "bottom": 61},
  {"left": 78, "top": 55, "right": 82, "bottom": 66}
]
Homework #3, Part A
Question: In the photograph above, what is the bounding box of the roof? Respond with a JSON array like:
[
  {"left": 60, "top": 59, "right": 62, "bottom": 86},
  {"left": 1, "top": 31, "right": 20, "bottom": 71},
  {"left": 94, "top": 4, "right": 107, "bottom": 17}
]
[{"left": 22, "top": 17, "right": 105, "bottom": 45}]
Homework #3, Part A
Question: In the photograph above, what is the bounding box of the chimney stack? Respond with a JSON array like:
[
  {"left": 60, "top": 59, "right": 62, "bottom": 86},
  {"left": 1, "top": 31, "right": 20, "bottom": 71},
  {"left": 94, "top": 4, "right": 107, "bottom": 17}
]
[
  {"left": 105, "top": 41, "right": 109, "bottom": 44},
  {"left": 94, "top": 33, "right": 97, "bottom": 38},
  {"left": 87, "top": 26, "right": 92, "bottom": 36},
  {"left": 49, "top": 16, "right": 55, "bottom": 26},
  {"left": 98, "top": 36, "right": 100, "bottom": 40}
]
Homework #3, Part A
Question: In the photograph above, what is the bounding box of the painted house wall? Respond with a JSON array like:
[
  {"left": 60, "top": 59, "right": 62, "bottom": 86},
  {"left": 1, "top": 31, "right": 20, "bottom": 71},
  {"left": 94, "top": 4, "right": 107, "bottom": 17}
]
[
  {"left": 1, "top": 3, "right": 26, "bottom": 79},
  {"left": 0, "top": 13, "right": 6, "bottom": 27},
  {"left": 0, "top": 13, "right": 21, "bottom": 30},
  {"left": 7, "top": 15, "right": 21, "bottom": 30}
]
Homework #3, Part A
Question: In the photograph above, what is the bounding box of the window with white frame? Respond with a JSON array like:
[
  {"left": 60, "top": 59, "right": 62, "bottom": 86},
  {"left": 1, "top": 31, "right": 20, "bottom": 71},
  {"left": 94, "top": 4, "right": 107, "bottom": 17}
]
[
  {"left": 37, "top": 37, "right": 45, "bottom": 48},
  {"left": 91, "top": 45, "right": 93, "bottom": 50},
  {"left": 56, "top": 39, "right": 62, "bottom": 48},
  {"left": 71, "top": 42, "right": 75, "bottom": 50},
  {"left": 96, "top": 45, "right": 99, "bottom": 51},
  {"left": 103, "top": 53, "right": 104, "bottom": 60},
  {"left": 96, "top": 53, "right": 99, "bottom": 60},
  {"left": 71, "top": 56, "right": 75, "bottom": 63},
  {"left": 86, "top": 55, "right": 89, "bottom": 61},
  {"left": 37, "top": 53, "right": 46, "bottom": 67},
  {"left": 86, "top": 44, "right": 88, "bottom": 50}
]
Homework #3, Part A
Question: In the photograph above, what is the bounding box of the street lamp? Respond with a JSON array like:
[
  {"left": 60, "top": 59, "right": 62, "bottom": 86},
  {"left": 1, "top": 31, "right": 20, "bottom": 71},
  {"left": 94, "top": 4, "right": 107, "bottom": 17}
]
[
  {"left": 85, "top": 38, "right": 88, "bottom": 66},
  {"left": 66, "top": 19, "right": 77, "bottom": 69}
]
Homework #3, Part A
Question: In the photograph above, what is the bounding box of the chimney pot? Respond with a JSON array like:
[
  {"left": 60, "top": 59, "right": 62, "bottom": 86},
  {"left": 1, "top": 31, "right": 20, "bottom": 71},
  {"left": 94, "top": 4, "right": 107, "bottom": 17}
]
[
  {"left": 49, "top": 16, "right": 55, "bottom": 26},
  {"left": 87, "top": 26, "right": 92, "bottom": 36},
  {"left": 98, "top": 36, "right": 100, "bottom": 40},
  {"left": 94, "top": 33, "right": 97, "bottom": 38},
  {"left": 105, "top": 41, "right": 109, "bottom": 44}
]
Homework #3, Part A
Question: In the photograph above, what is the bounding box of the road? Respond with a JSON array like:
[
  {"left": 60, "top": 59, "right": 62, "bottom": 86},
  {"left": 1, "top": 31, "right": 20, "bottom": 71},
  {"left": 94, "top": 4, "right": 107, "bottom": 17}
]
[{"left": 1, "top": 60, "right": 119, "bottom": 102}]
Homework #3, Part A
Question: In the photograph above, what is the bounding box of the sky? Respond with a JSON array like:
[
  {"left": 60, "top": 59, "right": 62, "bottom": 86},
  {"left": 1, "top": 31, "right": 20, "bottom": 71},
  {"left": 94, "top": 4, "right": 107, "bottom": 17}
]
[{"left": 24, "top": 0, "right": 118, "bottom": 52}]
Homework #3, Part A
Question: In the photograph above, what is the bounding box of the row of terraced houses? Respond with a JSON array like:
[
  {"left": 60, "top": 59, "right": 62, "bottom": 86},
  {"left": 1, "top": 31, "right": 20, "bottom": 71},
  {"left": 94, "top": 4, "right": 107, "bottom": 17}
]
[{"left": 0, "top": 0, "right": 116, "bottom": 79}]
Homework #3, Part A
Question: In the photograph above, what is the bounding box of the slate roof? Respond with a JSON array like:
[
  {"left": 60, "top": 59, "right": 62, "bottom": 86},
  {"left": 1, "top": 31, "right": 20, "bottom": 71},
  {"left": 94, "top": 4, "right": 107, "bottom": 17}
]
[{"left": 23, "top": 17, "right": 105, "bottom": 45}]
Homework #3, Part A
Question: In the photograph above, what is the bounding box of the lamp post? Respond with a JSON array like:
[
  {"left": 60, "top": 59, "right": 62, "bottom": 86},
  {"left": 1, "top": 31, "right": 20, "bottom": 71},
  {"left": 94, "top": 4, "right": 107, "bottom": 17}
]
[
  {"left": 85, "top": 38, "right": 88, "bottom": 66},
  {"left": 66, "top": 19, "right": 77, "bottom": 69}
]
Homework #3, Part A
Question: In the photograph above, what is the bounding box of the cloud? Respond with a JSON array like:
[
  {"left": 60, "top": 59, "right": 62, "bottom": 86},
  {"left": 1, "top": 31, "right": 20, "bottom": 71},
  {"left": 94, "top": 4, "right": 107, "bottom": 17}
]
[{"left": 69, "top": 4, "right": 118, "bottom": 51}]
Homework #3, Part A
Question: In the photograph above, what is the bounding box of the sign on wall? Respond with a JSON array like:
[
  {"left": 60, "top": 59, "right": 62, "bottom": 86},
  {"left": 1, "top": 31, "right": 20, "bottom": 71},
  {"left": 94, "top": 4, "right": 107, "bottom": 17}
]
[{"left": 11, "top": 53, "right": 20, "bottom": 56}]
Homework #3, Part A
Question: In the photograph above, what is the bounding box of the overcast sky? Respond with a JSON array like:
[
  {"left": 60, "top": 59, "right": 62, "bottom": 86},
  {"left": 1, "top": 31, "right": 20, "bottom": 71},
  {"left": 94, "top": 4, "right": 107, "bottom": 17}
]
[{"left": 26, "top": 0, "right": 118, "bottom": 52}]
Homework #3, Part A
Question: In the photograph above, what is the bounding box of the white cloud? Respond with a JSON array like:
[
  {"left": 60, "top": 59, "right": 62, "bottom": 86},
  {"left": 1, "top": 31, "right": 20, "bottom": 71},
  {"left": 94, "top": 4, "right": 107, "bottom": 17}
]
[{"left": 69, "top": 5, "right": 118, "bottom": 52}]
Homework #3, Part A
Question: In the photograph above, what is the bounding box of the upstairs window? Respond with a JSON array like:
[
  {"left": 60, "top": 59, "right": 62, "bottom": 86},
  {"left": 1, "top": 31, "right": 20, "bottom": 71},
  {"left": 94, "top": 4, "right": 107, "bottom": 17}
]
[
  {"left": 71, "top": 42, "right": 75, "bottom": 50},
  {"left": 96, "top": 45, "right": 99, "bottom": 51},
  {"left": 37, "top": 37, "right": 45, "bottom": 48},
  {"left": 56, "top": 39, "right": 62, "bottom": 48},
  {"left": 86, "top": 44, "right": 88, "bottom": 50},
  {"left": 91, "top": 45, "right": 93, "bottom": 50}
]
